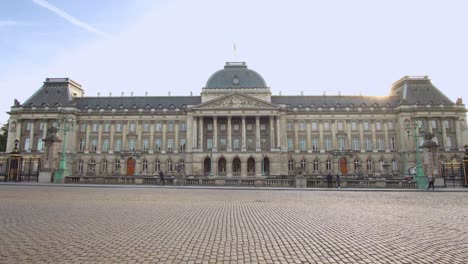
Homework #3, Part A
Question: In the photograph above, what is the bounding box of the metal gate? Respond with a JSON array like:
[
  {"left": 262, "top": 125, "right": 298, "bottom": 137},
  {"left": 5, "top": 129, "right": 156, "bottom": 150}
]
[{"left": 440, "top": 161, "right": 464, "bottom": 188}]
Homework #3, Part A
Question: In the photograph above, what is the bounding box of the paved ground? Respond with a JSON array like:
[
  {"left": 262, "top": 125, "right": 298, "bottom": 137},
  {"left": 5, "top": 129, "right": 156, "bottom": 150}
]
[{"left": 0, "top": 185, "right": 467, "bottom": 264}]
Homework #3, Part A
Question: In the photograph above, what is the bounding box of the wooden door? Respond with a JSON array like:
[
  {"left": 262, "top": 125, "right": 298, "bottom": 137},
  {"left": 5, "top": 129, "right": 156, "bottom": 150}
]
[
  {"left": 126, "top": 158, "right": 135, "bottom": 176},
  {"left": 340, "top": 158, "right": 348, "bottom": 175}
]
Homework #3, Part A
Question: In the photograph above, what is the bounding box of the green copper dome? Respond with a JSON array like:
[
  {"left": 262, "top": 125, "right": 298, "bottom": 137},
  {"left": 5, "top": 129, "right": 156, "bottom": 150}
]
[{"left": 205, "top": 62, "right": 268, "bottom": 89}]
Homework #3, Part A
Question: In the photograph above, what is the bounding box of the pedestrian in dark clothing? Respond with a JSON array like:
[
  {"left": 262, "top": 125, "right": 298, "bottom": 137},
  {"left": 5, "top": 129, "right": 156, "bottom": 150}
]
[
  {"left": 159, "top": 170, "right": 165, "bottom": 186},
  {"left": 336, "top": 174, "right": 341, "bottom": 189},
  {"left": 326, "top": 173, "right": 332, "bottom": 188},
  {"left": 427, "top": 175, "right": 435, "bottom": 190}
]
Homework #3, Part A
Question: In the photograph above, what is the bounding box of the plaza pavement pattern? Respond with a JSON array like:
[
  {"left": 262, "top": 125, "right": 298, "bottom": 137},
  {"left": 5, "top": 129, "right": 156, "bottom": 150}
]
[{"left": 0, "top": 185, "right": 467, "bottom": 264}]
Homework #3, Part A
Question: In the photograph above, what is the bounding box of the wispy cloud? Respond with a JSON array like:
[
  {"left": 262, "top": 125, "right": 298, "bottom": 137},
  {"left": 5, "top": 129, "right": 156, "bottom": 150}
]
[
  {"left": 0, "top": 20, "right": 31, "bottom": 27},
  {"left": 32, "top": 0, "right": 106, "bottom": 36}
]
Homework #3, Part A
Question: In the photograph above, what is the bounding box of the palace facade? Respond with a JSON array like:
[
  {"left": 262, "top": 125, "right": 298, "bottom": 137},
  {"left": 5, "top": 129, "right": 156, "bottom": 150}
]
[{"left": 5, "top": 62, "right": 468, "bottom": 178}]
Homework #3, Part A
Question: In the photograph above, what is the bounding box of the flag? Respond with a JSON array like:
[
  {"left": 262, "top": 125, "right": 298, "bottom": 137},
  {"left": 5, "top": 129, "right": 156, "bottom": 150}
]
[{"left": 234, "top": 43, "right": 237, "bottom": 58}]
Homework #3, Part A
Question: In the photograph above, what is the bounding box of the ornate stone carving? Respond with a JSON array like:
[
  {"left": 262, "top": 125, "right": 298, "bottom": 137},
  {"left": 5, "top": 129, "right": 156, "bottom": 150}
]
[{"left": 201, "top": 94, "right": 273, "bottom": 109}]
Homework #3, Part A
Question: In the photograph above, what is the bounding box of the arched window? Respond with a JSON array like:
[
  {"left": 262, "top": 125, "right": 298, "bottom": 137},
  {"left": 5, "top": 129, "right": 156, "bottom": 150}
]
[
  {"left": 78, "top": 160, "right": 84, "bottom": 172},
  {"left": 142, "top": 159, "right": 148, "bottom": 172},
  {"left": 89, "top": 159, "right": 96, "bottom": 172},
  {"left": 167, "top": 159, "right": 173, "bottom": 172},
  {"left": 288, "top": 159, "right": 294, "bottom": 172},
  {"left": 233, "top": 158, "right": 241, "bottom": 174},
  {"left": 379, "top": 159, "right": 385, "bottom": 171},
  {"left": 300, "top": 159, "right": 307, "bottom": 170},
  {"left": 114, "top": 160, "right": 120, "bottom": 172},
  {"left": 366, "top": 159, "right": 373, "bottom": 171},
  {"left": 354, "top": 159, "right": 361, "bottom": 171},
  {"left": 391, "top": 159, "right": 398, "bottom": 171},
  {"left": 178, "top": 160, "right": 185, "bottom": 173},
  {"left": 313, "top": 159, "right": 320, "bottom": 172},
  {"left": 155, "top": 159, "right": 161, "bottom": 172},
  {"left": 326, "top": 159, "right": 332, "bottom": 171}
]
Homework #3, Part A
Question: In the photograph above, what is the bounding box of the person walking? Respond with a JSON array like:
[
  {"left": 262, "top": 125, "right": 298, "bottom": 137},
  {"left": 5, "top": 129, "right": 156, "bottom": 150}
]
[
  {"left": 159, "top": 170, "right": 165, "bottom": 186},
  {"left": 427, "top": 175, "right": 435, "bottom": 190},
  {"left": 336, "top": 174, "right": 341, "bottom": 189},
  {"left": 326, "top": 173, "right": 332, "bottom": 188}
]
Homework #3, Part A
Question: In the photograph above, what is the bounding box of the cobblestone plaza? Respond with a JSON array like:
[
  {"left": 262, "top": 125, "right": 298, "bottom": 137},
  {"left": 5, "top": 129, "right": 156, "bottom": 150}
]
[{"left": 0, "top": 185, "right": 467, "bottom": 264}]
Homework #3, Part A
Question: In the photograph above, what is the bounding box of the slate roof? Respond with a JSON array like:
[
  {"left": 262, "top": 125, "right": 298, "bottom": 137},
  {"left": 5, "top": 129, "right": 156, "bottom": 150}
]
[
  {"left": 205, "top": 62, "right": 268, "bottom": 89},
  {"left": 74, "top": 96, "right": 202, "bottom": 110},
  {"left": 22, "top": 81, "right": 73, "bottom": 107},
  {"left": 391, "top": 76, "right": 454, "bottom": 105},
  {"left": 271, "top": 95, "right": 401, "bottom": 108}
]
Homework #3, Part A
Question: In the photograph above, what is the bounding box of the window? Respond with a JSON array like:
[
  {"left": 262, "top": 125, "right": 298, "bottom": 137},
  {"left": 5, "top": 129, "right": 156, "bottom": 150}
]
[
  {"left": 260, "top": 138, "right": 267, "bottom": 149},
  {"left": 375, "top": 122, "right": 382, "bottom": 131},
  {"left": 180, "top": 122, "right": 186, "bottom": 132},
  {"left": 168, "top": 122, "right": 174, "bottom": 132},
  {"left": 379, "top": 159, "right": 385, "bottom": 171},
  {"left": 220, "top": 138, "right": 226, "bottom": 149},
  {"left": 233, "top": 124, "right": 239, "bottom": 131},
  {"left": 388, "top": 121, "right": 394, "bottom": 130},
  {"left": 288, "top": 159, "right": 294, "bottom": 171},
  {"left": 92, "top": 123, "right": 98, "bottom": 132},
  {"left": 26, "top": 122, "right": 32, "bottom": 131},
  {"left": 155, "top": 122, "right": 162, "bottom": 132},
  {"left": 300, "top": 138, "right": 306, "bottom": 151},
  {"left": 91, "top": 139, "right": 97, "bottom": 151},
  {"left": 233, "top": 138, "right": 240, "bottom": 150},
  {"left": 129, "top": 123, "right": 136, "bottom": 132},
  {"left": 390, "top": 137, "right": 396, "bottom": 150},
  {"left": 391, "top": 159, "right": 398, "bottom": 171},
  {"left": 167, "top": 139, "right": 174, "bottom": 151},
  {"left": 142, "top": 138, "right": 149, "bottom": 151},
  {"left": 155, "top": 160, "right": 161, "bottom": 172},
  {"left": 324, "top": 122, "right": 330, "bottom": 131},
  {"left": 287, "top": 122, "right": 293, "bottom": 131},
  {"left": 220, "top": 124, "right": 226, "bottom": 131},
  {"left": 444, "top": 120, "right": 449, "bottom": 128},
  {"left": 180, "top": 139, "right": 186, "bottom": 151},
  {"left": 354, "top": 159, "right": 361, "bottom": 171},
  {"left": 81, "top": 123, "right": 87, "bottom": 132},
  {"left": 325, "top": 137, "right": 332, "bottom": 151},
  {"left": 338, "top": 136, "right": 346, "bottom": 150},
  {"left": 366, "top": 159, "right": 373, "bottom": 171},
  {"left": 114, "top": 160, "right": 120, "bottom": 172},
  {"left": 377, "top": 138, "right": 384, "bottom": 150},
  {"left": 247, "top": 138, "right": 254, "bottom": 150},
  {"left": 312, "top": 138, "right": 319, "bottom": 151},
  {"left": 365, "top": 137, "right": 372, "bottom": 150},
  {"left": 37, "top": 139, "right": 43, "bottom": 151},
  {"left": 352, "top": 137, "right": 360, "bottom": 151},
  {"left": 116, "top": 123, "right": 122, "bottom": 132},
  {"left": 313, "top": 159, "right": 320, "bottom": 172},
  {"left": 115, "top": 139, "right": 122, "bottom": 151},
  {"left": 104, "top": 123, "right": 110, "bottom": 132},
  {"left": 300, "top": 159, "right": 307, "bottom": 170},
  {"left": 207, "top": 123, "right": 213, "bottom": 131},
  {"left": 78, "top": 160, "right": 84, "bottom": 172},
  {"left": 431, "top": 120, "right": 437, "bottom": 129},
  {"left": 103, "top": 139, "right": 109, "bottom": 152},
  {"left": 299, "top": 122, "right": 305, "bottom": 131},
  {"left": 79, "top": 139, "right": 85, "bottom": 151},
  {"left": 351, "top": 122, "right": 357, "bottom": 131},
  {"left": 167, "top": 160, "right": 173, "bottom": 172},
  {"left": 155, "top": 138, "right": 161, "bottom": 151},
  {"left": 39, "top": 122, "right": 45, "bottom": 131},
  {"left": 207, "top": 138, "right": 213, "bottom": 149},
  {"left": 312, "top": 122, "right": 318, "bottom": 131},
  {"left": 143, "top": 123, "right": 150, "bottom": 132},
  {"left": 142, "top": 159, "right": 148, "bottom": 172},
  {"left": 337, "top": 121, "right": 344, "bottom": 131},
  {"left": 101, "top": 160, "right": 108, "bottom": 173},
  {"left": 363, "top": 122, "right": 370, "bottom": 130},
  {"left": 128, "top": 139, "right": 136, "bottom": 151},
  {"left": 326, "top": 159, "right": 332, "bottom": 171},
  {"left": 247, "top": 124, "right": 253, "bottom": 130},
  {"left": 24, "top": 138, "right": 30, "bottom": 151},
  {"left": 178, "top": 160, "right": 185, "bottom": 172},
  {"left": 287, "top": 138, "right": 293, "bottom": 151},
  {"left": 260, "top": 124, "right": 266, "bottom": 130}
]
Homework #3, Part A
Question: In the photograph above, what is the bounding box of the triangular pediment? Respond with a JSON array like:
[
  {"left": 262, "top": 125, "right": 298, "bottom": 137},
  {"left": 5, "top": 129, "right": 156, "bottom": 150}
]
[{"left": 193, "top": 93, "right": 280, "bottom": 110}]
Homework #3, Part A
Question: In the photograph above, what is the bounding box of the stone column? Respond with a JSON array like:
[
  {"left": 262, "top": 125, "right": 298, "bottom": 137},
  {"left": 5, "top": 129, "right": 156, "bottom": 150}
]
[
  {"left": 270, "top": 116, "right": 275, "bottom": 150},
  {"left": 294, "top": 120, "right": 299, "bottom": 152},
  {"left": 455, "top": 117, "right": 462, "bottom": 150},
  {"left": 331, "top": 120, "right": 336, "bottom": 149},
  {"left": 226, "top": 158, "right": 233, "bottom": 177},
  {"left": 227, "top": 116, "right": 232, "bottom": 151},
  {"left": 384, "top": 121, "right": 389, "bottom": 151},
  {"left": 27, "top": 121, "right": 34, "bottom": 152},
  {"left": 136, "top": 121, "right": 142, "bottom": 150},
  {"left": 307, "top": 120, "right": 312, "bottom": 152},
  {"left": 213, "top": 116, "right": 218, "bottom": 152},
  {"left": 109, "top": 121, "right": 115, "bottom": 153},
  {"left": 192, "top": 116, "right": 198, "bottom": 150},
  {"left": 42, "top": 121, "right": 48, "bottom": 143},
  {"left": 199, "top": 117, "right": 204, "bottom": 150},
  {"left": 359, "top": 121, "right": 364, "bottom": 151},
  {"left": 97, "top": 121, "right": 103, "bottom": 153},
  {"left": 319, "top": 121, "right": 324, "bottom": 151},
  {"left": 256, "top": 116, "right": 261, "bottom": 151},
  {"left": 371, "top": 121, "right": 377, "bottom": 151},
  {"left": 186, "top": 114, "right": 193, "bottom": 152},
  {"left": 276, "top": 116, "right": 281, "bottom": 150},
  {"left": 174, "top": 120, "right": 179, "bottom": 153},
  {"left": 85, "top": 122, "right": 91, "bottom": 152},
  {"left": 347, "top": 120, "right": 352, "bottom": 149},
  {"left": 241, "top": 116, "right": 246, "bottom": 151},
  {"left": 441, "top": 118, "right": 448, "bottom": 150},
  {"left": 280, "top": 114, "right": 287, "bottom": 151},
  {"left": 122, "top": 122, "right": 127, "bottom": 150},
  {"left": 162, "top": 121, "right": 167, "bottom": 153},
  {"left": 149, "top": 121, "right": 154, "bottom": 153}
]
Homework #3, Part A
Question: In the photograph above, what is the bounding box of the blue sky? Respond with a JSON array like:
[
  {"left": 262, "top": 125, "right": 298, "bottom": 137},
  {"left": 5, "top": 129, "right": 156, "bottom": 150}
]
[{"left": 1, "top": 0, "right": 467, "bottom": 126}]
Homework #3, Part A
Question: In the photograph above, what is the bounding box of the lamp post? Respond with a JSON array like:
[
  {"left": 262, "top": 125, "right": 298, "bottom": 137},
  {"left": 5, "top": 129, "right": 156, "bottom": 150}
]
[
  {"left": 54, "top": 115, "right": 75, "bottom": 183},
  {"left": 405, "top": 122, "right": 425, "bottom": 189}
]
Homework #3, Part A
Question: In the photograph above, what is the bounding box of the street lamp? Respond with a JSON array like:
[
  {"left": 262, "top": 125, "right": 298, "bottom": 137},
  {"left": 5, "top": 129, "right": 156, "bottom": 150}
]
[
  {"left": 54, "top": 115, "right": 75, "bottom": 183},
  {"left": 405, "top": 122, "right": 425, "bottom": 189}
]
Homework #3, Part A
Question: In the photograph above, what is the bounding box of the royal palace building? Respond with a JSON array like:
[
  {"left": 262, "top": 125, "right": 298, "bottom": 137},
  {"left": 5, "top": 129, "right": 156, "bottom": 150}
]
[{"left": 5, "top": 62, "right": 468, "bottom": 179}]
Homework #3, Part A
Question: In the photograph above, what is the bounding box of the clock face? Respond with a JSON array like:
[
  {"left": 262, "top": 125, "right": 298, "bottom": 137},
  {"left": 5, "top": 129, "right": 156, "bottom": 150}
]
[{"left": 232, "top": 77, "right": 240, "bottom": 86}]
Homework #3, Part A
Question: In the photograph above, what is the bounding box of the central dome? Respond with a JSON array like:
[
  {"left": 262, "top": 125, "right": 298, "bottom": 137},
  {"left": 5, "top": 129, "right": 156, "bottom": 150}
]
[{"left": 205, "top": 62, "right": 268, "bottom": 89}]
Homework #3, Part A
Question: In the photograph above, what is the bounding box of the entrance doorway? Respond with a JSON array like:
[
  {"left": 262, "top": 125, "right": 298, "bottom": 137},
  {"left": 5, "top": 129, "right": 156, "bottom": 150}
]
[
  {"left": 204, "top": 157, "right": 212, "bottom": 176},
  {"left": 340, "top": 157, "right": 348, "bottom": 175},
  {"left": 126, "top": 158, "right": 136, "bottom": 176}
]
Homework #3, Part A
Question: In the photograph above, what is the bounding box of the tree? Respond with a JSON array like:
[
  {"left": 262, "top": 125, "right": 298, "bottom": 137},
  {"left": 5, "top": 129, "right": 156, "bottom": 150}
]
[{"left": 0, "top": 123, "right": 9, "bottom": 152}]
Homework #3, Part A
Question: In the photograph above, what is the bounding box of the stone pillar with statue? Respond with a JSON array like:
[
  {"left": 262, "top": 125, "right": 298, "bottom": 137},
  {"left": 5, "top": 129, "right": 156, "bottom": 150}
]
[
  {"left": 38, "top": 127, "right": 61, "bottom": 183},
  {"left": 422, "top": 131, "right": 440, "bottom": 187}
]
